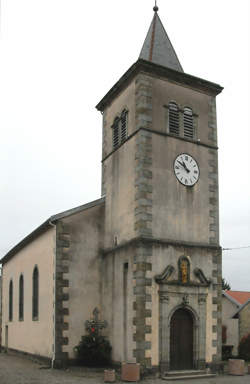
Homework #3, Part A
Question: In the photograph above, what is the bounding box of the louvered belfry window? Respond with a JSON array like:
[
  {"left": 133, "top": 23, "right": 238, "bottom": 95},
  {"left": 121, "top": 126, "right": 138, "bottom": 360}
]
[
  {"left": 112, "top": 109, "right": 128, "bottom": 149},
  {"left": 112, "top": 117, "right": 120, "bottom": 149},
  {"left": 121, "top": 110, "right": 128, "bottom": 143},
  {"left": 169, "top": 102, "right": 180, "bottom": 135},
  {"left": 184, "top": 107, "right": 194, "bottom": 139}
]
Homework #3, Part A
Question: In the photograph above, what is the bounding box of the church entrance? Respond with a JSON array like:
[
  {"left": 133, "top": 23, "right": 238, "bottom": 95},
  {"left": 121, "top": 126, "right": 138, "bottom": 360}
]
[{"left": 170, "top": 308, "right": 193, "bottom": 370}]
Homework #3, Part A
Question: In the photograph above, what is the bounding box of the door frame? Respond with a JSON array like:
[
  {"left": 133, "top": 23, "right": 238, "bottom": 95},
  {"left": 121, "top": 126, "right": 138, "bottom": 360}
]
[{"left": 159, "top": 289, "right": 207, "bottom": 373}]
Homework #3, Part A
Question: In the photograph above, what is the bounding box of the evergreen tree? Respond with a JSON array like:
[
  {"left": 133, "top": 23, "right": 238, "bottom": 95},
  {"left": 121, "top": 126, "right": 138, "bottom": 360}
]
[{"left": 222, "top": 278, "right": 231, "bottom": 290}]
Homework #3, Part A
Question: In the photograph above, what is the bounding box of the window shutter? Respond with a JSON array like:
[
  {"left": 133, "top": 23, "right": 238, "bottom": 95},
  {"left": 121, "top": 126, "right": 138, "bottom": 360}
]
[
  {"left": 112, "top": 118, "right": 120, "bottom": 149},
  {"left": 121, "top": 110, "right": 128, "bottom": 143},
  {"left": 184, "top": 107, "right": 194, "bottom": 139},
  {"left": 169, "top": 102, "right": 180, "bottom": 135}
]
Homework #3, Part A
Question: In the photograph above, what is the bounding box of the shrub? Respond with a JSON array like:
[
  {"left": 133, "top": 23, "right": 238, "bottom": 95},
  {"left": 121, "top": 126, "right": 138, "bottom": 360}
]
[
  {"left": 74, "top": 334, "right": 112, "bottom": 367},
  {"left": 238, "top": 333, "right": 250, "bottom": 361}
]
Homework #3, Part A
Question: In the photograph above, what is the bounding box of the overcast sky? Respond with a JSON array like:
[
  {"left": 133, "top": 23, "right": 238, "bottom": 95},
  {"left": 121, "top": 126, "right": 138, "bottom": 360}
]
[{"left": 0, "top": 0, "right": 249, "bottom": 290}]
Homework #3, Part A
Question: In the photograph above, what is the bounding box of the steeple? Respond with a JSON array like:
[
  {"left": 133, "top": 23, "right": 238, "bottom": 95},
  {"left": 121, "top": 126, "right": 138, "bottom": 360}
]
[{"left": 139, "top": 5, "right": 183, "bottom": 72}]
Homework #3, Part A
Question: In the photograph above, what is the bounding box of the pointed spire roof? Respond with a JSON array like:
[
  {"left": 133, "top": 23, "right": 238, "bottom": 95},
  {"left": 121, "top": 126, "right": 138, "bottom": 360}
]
[{"left": 139, "top": 7, "right": 183, "bottom": 72}]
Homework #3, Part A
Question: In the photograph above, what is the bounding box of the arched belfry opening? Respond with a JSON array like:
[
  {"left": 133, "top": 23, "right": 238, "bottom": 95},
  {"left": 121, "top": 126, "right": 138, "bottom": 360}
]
[{"left": 170, "top": 308, "right": 194, "bottom": 370}]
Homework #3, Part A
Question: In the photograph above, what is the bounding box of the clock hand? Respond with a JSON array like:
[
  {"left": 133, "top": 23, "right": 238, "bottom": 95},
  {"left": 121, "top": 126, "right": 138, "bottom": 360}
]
[
  {"left": 177, "top": 160, "right": 185, "bottom": 168},
  {"left": 181, "top": 161, "right": 190, "bottom": 173}
]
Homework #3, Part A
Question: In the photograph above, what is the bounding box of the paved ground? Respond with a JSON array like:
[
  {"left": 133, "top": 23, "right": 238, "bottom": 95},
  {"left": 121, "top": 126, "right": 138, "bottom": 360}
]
[{"left": 0, "top": 352, "right": 249, "bottom": 384}]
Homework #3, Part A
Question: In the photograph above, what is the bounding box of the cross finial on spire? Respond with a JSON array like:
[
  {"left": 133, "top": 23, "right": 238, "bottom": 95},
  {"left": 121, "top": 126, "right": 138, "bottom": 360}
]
[{"left": 153, "top": 0, "right": 159, "bottom": 12}]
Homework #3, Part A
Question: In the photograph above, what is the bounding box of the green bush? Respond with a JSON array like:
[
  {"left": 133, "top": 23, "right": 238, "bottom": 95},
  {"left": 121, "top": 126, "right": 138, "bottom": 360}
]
[
  {"left": 238, "top": 333, "right": 250, "bottom": 361},
  {"left": 74, "top": 334, "right": 112, "bottom": 367}
]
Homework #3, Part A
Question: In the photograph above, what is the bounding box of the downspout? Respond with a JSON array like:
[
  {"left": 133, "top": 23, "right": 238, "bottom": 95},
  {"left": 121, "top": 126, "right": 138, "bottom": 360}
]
[{"left": 49, "top": 219, "right": 57, "bottom": 368}]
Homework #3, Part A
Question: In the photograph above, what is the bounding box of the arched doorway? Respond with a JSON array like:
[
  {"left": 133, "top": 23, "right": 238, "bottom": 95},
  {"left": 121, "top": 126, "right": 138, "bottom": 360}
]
[{"left": 170, "top": 308, "right": 193, "bottom": 370}]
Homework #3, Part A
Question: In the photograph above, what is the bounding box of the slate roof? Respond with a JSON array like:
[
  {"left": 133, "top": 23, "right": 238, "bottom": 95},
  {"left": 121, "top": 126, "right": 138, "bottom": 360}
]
[
  {"left": 139, "top": 9, "right": 183, "bottom": 72},
  {"left": 1, "top": 197, "right": 105, "bottom": 265},
  {"left": 225, "top": 290, "right": 250, "bottom": 305}
]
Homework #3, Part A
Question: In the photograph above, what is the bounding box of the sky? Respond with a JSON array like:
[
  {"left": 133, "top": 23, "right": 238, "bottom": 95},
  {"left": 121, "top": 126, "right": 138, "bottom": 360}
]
[{"left": 0, "top": 0, "right": 249, "bottom": 290}]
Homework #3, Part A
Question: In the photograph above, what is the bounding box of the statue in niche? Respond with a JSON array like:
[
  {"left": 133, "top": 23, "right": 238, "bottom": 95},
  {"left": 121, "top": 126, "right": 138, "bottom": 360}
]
[
  {"left": 178, "top": 256, "right": 190, "bottom": 284},
  {"left": 181, "top": 259, "right": 188, "bottom": 283}
]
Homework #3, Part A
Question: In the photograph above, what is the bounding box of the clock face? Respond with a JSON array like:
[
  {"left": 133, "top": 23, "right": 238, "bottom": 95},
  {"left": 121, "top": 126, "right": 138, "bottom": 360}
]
[{"left": 174, "top": 153, "right": 200, "bottom": 187}]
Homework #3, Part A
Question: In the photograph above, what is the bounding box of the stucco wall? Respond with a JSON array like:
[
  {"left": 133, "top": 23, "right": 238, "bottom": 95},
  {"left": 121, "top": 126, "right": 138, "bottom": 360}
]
[
  {"left": 1, "top": 227, "right": 55, "bottom": 358},
  {"left": 239, "top": 301, "right": 250, "bottom": 342},
  {"left": 152, "top": 134, "right": 211, "bottom": 243},
  {"left": 103, "top": 137, "right": 136, "bottom": 248},
  {"left": 101, "top": 248, "right": 135, "bottom": 363},
  {"left": 222, "top": 296, "right": 239, "bottom": 354},
  {"left": 60, "top": 203, "right": 105, "bottom": 359},
  {"left": 102, "top": 80, "right": 136, "bottom": 249}
]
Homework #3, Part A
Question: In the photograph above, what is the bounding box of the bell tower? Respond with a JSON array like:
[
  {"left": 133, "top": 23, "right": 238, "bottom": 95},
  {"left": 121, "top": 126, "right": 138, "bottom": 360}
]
[{"left": 97, "top": 5, "right": 223, "bottom": 373}]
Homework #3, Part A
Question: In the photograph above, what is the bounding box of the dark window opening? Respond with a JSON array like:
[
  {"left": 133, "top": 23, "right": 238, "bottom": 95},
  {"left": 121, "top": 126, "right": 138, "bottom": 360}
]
[
  {"left": 19, "top": 275, "right": 24, "bottom": 321},
  {"left": 9, "top": 280, "right": 13, "bottom": 321},
  {"left": 32, "top": 267, "right": 39, "bottom": 320}
]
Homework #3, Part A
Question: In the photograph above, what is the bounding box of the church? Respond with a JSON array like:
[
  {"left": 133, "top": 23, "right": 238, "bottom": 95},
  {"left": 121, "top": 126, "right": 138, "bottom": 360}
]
[{"left": 1, "top": 5, "right": 223, "bottom": 374}]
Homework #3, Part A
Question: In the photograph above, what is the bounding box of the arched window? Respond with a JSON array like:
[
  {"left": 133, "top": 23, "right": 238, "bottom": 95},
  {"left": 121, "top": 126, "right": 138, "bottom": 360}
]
[
  {"left": 19, "top": 275, "right": 24, "bottom": 321},
  {"left": 183, "top": 107, "right": 194, "bottom": 139},
  {"left": 9, "top": 280, "right": 13, "bottom": 321},
  {"left": 32, "top": 267, "right": 39, "bottom": 320},
  {"left": 169, "top": 102, "right": 180, "bottom": 135},
  {"left": 112, "top": 109, "right": 128, "bottom": 149}
]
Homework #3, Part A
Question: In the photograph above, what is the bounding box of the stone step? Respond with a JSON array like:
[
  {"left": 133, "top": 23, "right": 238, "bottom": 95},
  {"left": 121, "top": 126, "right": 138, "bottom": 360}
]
[
  {"left": 164, "top": 370, "right": 207, "bottom": 377},
  {"left": 162, "top": 373, "right": 216, "bottom": 381}
]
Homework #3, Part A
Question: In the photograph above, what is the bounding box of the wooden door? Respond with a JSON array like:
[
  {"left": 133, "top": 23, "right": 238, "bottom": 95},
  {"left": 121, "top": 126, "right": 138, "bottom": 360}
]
[{"left": 170, "top": 308, "right": 193, "bottom": 370}]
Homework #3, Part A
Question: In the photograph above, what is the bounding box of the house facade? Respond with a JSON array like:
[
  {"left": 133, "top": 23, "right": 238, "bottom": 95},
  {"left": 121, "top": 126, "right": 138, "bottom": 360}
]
[
  {"left": 1, "top": 6, "right": 223, "bottom": 373},
  {"left": 222, "top": 290, "right": 250, "bottom": 355}
]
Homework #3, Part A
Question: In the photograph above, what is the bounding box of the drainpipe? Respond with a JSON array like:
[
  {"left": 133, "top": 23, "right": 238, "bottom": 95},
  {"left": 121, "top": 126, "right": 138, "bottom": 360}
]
[{"left": 49, "top": 220, "right": 57, "bottom": 368}]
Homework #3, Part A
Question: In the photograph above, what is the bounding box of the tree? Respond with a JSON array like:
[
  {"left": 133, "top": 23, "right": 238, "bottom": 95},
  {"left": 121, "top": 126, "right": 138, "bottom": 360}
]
[{"left": 222, "top": 278, "right": 231, "bottom": 291}]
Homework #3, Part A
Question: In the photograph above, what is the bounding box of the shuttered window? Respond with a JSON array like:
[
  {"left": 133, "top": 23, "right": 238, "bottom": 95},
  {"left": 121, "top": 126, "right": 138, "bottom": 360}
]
[
  {"left": 121, "top": 110, "right": 128, "bottom": 143},
  {"left": 184, "top": 107, "right": 194, "bottom": 139},
  {"left": 169, "top": 102, "right": 180, "bottom": 135},
  {"left": 112, "top": 109, "right": 128, "bottom": 149},
  {"left": 112, "top": 118, "right": 120, "bottom": 149}
]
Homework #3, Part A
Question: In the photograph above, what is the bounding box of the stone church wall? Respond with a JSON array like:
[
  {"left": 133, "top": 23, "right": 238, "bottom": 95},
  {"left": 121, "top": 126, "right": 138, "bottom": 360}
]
[
  {"left": 58, "top": 203, "right": 104, "bottom": 359},
  {"left": 1, "top": 227, "right": 55, "bottom": 358}
]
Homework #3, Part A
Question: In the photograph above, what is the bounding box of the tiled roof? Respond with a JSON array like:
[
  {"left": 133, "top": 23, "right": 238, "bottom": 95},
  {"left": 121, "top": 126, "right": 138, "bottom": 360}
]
[{"left": 225, "top": 290, "right": 250, "bottom": 305}]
